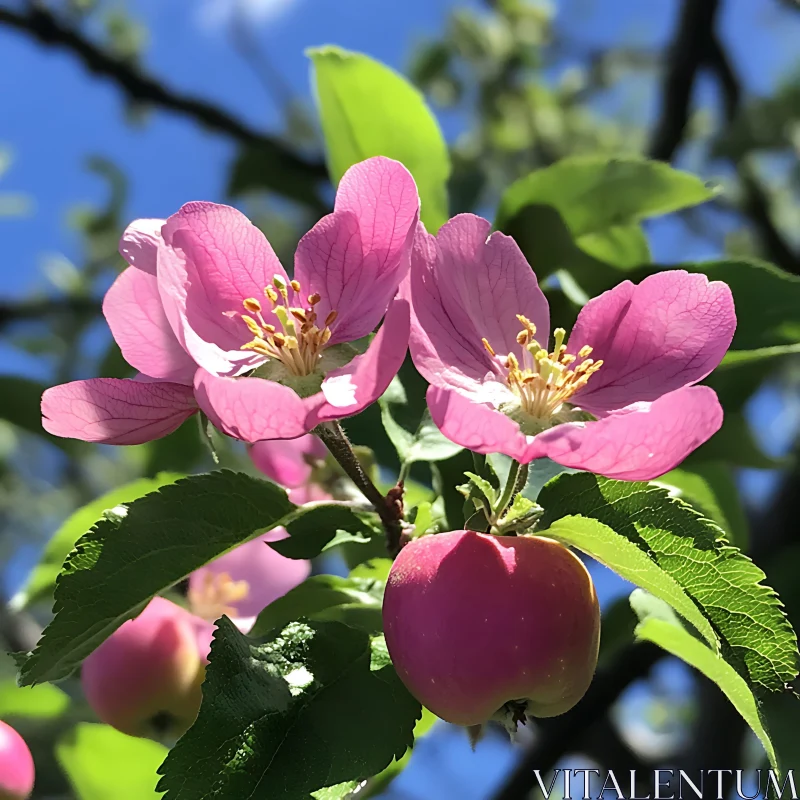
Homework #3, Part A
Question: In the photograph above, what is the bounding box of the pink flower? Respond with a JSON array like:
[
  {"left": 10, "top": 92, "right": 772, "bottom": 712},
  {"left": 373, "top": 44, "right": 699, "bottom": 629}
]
[
  {"left": 248, "top": 434, "right": 327, "bottom": 489},
  {"left": 41, "top": 157, "right": 419, "bottom": 445},
  {"left": 188, "top": 531, "right": 310, "bottom": 644},
  {"left": 162, "top": 156, "right": 419, "bottom": 442},
  {"left": 405, "top": 214, "right": 736, "bottom": 481}
]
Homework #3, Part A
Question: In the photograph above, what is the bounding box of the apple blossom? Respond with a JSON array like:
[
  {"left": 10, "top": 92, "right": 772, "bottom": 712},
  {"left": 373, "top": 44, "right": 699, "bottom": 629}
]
[
  {"left": 405, "top": 214, "right": 736, "bottom": 481},
  {"left": 42, "top": 156, "right": 419, "bottom": 445},
  {"left": 383, "top": 530, "right": 600, "bottom": 727},
  {"left": 0, "top": 722, "right": 34, "bottom": 800}
]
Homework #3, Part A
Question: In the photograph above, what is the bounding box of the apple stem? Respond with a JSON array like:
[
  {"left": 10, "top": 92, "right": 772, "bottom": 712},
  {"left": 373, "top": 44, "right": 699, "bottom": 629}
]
[
  {"left": 314, "top": 420, "right": 405, "bottom": 556},
  {"left": 494, "top": 460, "right": 528, "bottom": 520}
]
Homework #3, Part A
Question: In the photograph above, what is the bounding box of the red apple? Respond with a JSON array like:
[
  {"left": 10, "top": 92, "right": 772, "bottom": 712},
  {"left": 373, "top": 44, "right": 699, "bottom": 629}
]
[
  {"left": 81, "top": 597, "right": 205, "bottom": 739},
  {"left": 0, "top": 721, "right": 34, "bottom": 800},
  {"left": 383, "top": 531, "right": 600, "bottom": 726}
]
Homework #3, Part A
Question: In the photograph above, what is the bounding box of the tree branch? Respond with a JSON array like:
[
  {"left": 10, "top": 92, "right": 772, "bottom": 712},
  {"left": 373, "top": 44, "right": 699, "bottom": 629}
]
[
  {"left": 649, "top": 0, "right": 800, "bottom": 274},
  {"left": 0, "top": 4, "right": 327, "bottom": 208}
]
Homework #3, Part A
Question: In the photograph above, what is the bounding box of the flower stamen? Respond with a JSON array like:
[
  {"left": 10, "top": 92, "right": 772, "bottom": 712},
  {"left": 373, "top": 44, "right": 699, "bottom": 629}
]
[
  {"left": 237, "top": 277, "right": 337, "bottom": 377},
  {"left": 188, "top": 571, "right": 250, "bottom": 623},
  {"left": 487, "top": 319, "right": 603, "bottom": 420}
]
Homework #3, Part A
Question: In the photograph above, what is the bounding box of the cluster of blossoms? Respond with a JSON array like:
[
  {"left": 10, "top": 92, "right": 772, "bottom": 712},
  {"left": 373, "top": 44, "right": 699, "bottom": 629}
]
[
  {"left": 42, "top": 156, "right": 735, "bottom": 482},
  {"left": 41, "top": 156, "right": 736, "bottom": 729}
]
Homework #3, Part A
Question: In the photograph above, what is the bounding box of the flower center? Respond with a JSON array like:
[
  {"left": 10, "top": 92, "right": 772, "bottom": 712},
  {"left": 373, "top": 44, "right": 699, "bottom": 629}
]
[
  {"left": 239, "top": 275, "right": 337, "bottom": 377},
  {"left": 188, "top": 571, "right": 250, "bottom": 622},
  {"left": 483, "top": 315, "right": 603, "bottom": 422}
]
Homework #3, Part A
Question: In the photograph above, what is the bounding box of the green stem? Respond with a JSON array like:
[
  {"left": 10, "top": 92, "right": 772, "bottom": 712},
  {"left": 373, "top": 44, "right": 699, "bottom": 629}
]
[
  {"left": 494, "top": 459, "right": 523, "bottom": 519},
  {"left": 314, "top": 421, "right": 404, "bottom": 556}
]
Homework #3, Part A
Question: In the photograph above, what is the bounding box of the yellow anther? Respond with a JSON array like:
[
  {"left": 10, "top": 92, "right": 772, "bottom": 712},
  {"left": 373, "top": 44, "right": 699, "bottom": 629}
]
[
  {"left": 242, "top": 315, "right": 263, "bottom": 338},
  {"left": 290, "top": 279, "right": 302, "bottom": 293},
  {"left": 273, "top": 332, "right": 286, "bottom": 347},
  {"left": 290, "top": 308, "right": 307, "bottom": 323},
  {"left": 482, "top": 337, "right": 497, "bottom": 357},
  {"left": 516, "top": 330, "right": 529, "bottom": 346},
  {"left": 243, "top": 297, "right": 262, "bottom": 314},
  {"left": 265, "top": 286, "right": 278, "bottom": 304},
  {"left": 308, "top": 292, "right": 321, "bottom": 305},
  {"left": 578, "top": 345, "right": 594, "bottom": 358},
  {"left": 552, "top": 328, "right": 566, "bottom": 353},
  {"left": 324, "top": 310, "right": 338, "bottom": 327},
  {"left": 516, "top": 315, "right": 537, "bottom": 335}
]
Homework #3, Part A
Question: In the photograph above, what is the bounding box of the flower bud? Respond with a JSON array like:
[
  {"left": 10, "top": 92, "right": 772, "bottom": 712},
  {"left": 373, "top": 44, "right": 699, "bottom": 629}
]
[
  {"left": 81, "top": 597, "right": 205, "bottom": 739},
  {"left": 0, "top": 721, "right": 34, "bottom": 800},
  {"left": 383, "top": 531, "right": 600, "bottom": 727}
]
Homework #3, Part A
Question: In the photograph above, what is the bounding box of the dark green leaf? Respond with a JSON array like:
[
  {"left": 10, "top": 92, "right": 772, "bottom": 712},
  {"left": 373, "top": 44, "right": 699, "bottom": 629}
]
[
  {"left": 158, "top": 619, "right": 420, "bottom": 800},
  {"left": 269, "top": 504, "right": 383, "bottom": 560},
  {"left": 19, "top": 471, "right": 296, "bottom": 685},
  {"left": 539, "top": 473, "right": 798, "bottom": 693},
  {"left": 250, "top": 575, "right": 384, "bottom": 638},
  {"left": 658, "top": 462, "right": 749, "bottom": 550},
  {"left": 309, "top": 46, "right": 450, "bottom": 232}
]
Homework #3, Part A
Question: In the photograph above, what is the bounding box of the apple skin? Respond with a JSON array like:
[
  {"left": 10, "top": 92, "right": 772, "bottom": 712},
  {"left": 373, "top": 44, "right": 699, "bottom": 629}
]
[
  {"left": 383, "top": 531, "right": 600, "bottom": 726},
  {"left": 81, "top": 597, "right": 205, "bottom": 739},
  {"left": 0, "top": 721, "right": 34, "bottom": 800}
]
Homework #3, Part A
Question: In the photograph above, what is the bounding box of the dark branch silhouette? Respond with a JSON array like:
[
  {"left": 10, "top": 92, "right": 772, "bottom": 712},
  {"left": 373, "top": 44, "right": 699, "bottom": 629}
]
[{"left": 0, "top": 4, "right": 327, "bottom": 208}]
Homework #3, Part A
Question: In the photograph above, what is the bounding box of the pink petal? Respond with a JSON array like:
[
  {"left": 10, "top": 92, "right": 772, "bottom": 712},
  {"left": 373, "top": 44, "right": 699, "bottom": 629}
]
[
  {"left": 118, "top": 219, "right": 164, "bottom": 275},
  {"left": 42, "top": 379, "right": 197, "bottom": 445},
  {"left": 407, "top": 215, "right": 549, "bottom": 397},
  {"left": 535, "top": 386, "right": 723, "bottom": 481},
  {"left": 288, "top": 483, "right": 333, "bottom": 505},
  {"left": 248, "top": 434, "right": 326, "bottom": 488},
  {"left": 569, "top": 270, "right": 736, "bottom": 412},
  {"left": 194, "top": 369, "right": 310, "bottom": 442},
  {"left": 188, "top": 531, "right": 310, "bottom": 626},
  {"left": 307, "top": 297, "right": 410, "bottom": 426},
  {"left": 103, "top": 267, "right": 197, "bottom": 383},
  {"left": 426, "top": 385, "right": 543, "bottom": 463},
  {"left": 294, "top": 157, "right": 419, "bottom": 344},
  {"left": 158, "top": 202, "right": 289, "bottom": 376}
]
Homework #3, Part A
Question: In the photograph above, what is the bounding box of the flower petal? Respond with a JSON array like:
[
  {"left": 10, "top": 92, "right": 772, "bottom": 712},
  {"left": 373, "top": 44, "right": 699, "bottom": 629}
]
[
  {"left": 119, "top": 219, "right": 164, "bottom": 275},
  {"left": 307, "top": 297, "right": 410, "bottom": 426},
  {"left": 189, "top": 531, "right": 310, "bottom": 627},
  {"left": 294, "top": 157, "right": 419, "bottom": 344},
  {"left": 42, "top": 379, "right": 197, "bottom": 445},
  {"left": 407, "top": 214, "right": 549, "bottom": 397},
  {"left": 103, "top": 267, "right": 197, "bottom": 383},
  {"left": 569, "top": 270, "right": 736, "bottom": 412},
  {"left": 248, "top": 434, "right": 326, "bottom": 488},
  {"left": 535, "top": 386, "right": 723, "bottom": 481},
  {"left": 426, "top": 385, "right": 543, "bottom": 463},
  {"left": 158, "top": 202, "right": 289, "bottom": 376},
  {"left": 194, "top": 370, "right": 310, "bottom": 442}
]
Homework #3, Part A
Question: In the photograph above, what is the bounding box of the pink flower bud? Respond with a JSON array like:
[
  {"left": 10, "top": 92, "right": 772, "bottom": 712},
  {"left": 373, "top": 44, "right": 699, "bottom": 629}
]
[
  {"left": 383, "top": 531, "right": 600, "bottom": 727},
  {"left": 81, "top": 597, "right": 205, "bottom": 739},
  {"left": 0, "top": 721, "right": 34, "bottom": 800}
]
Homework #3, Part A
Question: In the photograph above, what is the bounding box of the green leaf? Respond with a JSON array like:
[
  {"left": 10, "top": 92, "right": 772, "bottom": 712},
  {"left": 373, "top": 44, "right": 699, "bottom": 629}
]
[
  {"left": 250, "top": 575, "right": 384, "bottom": 638},
  {"left": 679, "top": 259, "right": 800, "bottom": 355},
  {"left": 309, "top": 46, "right": 450, "bottom": 232},
  {"left": 657, "top": 463, "right": 749, "bottom": 550},
  {"left": 380, "top": 384, "right": 463, "bottom": 466},
  {"left": 540, "top": 473, "right": 798, "bottom": 693},
  {"left": 0, "top": 679, "right": 69, "bottom": 719},
  {"left": 496, "top": 157, "right": 713, "bottom": 278},
  {"left": 268, "top": 504, "right": 382, "bottom": 560},
  {"left": 157, "top": 619, "right": 421, "bottom": 800},
  {"left": 497, "top": 156, "right": 716, "bottom": 238},
  {"left": 19, "top": 471, "right": 297, "bottom": 685},
  {"left": 14, "top": 473, "right": 183, "bottom": 608},
  {"left": 630, "top": 590, "right": 779, "bottom": 772},
  {"left": 463, "top": 471, "right": 497, "bottom": 507},
  {"left": 56, "top": 723, "right": 167, "bottom": 799},
  {"left": 543, "top": 516, "right": 717, "bottom": 649}
]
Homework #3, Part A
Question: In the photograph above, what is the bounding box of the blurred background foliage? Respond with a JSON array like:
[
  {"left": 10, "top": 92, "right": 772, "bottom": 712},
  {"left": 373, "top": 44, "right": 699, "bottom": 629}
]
[{"left": 2, "top": 0, "right": 800, "bottom": 797}]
